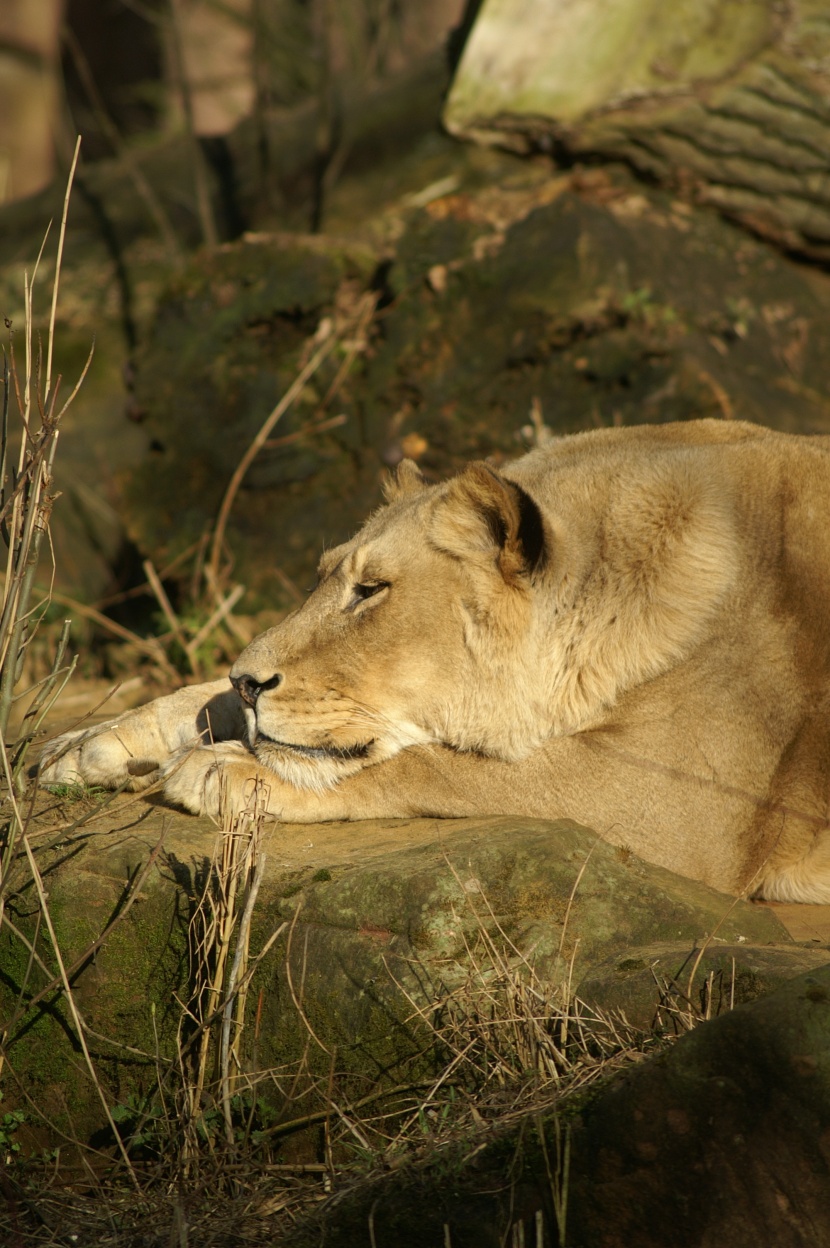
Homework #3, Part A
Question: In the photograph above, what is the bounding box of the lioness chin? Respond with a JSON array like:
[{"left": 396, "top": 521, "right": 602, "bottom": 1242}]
[{"left": 40, "top": 419, "right": 830, "bottom": 903}]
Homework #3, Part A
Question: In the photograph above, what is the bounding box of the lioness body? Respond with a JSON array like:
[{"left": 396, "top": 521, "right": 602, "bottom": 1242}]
[{"left": 41, "top": 420, "right": 830, "bottom": 902}]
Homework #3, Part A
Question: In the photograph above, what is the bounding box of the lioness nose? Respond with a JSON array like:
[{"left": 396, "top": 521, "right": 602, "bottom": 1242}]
[{"left": 231, "top": 672, "right": 282, "bottom": 707}]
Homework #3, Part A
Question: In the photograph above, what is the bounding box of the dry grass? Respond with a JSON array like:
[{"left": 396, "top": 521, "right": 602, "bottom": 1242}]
[
  {"left": 0, "top": 140, "right": 88, "bottom": 784},
  {"left": 28, "top": 278, "right": 378, "bottom": 692},
  {"left": 370, "top": 861, "right": 658, "bottom": 1170}
]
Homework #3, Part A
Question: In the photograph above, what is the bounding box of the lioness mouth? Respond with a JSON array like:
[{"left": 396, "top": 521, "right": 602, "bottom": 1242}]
[{"left": 258, "top": 734, "right": 374, "bottom": 762}]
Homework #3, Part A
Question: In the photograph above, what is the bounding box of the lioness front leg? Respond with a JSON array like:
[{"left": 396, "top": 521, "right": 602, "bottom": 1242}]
[
  {"left": 39, "top": 680, "right": 249, "bottom": 791},
  {"left": 162, "top": 741, "right": 290, "bottom": 815},
  {"left": 160, "top": 740, "right": 563, "bottom": 822}
]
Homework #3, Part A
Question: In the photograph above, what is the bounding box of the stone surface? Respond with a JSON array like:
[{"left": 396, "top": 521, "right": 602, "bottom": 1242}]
[{"left": 0, "top": 802, "right": 793, "bottom": 1140}]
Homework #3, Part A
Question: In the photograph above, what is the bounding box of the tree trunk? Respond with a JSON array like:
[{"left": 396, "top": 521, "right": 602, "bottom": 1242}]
[
  {"left": 0, "top": 0, "right": 63, "bottom": 203},
  {"left": 445, "top": 0, "right": 830, "bottom": 261},
  {"left": 0, "top": 48, "right": 450, "bottom": 272}
]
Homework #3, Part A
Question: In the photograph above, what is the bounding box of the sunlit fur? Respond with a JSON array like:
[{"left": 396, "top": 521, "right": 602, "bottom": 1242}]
[{"left": 40, "top": 420, "right": 830, "bottom": 904}]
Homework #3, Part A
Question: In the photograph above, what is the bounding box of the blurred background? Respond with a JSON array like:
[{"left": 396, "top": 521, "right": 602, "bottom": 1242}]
[{"left": 2, "top": 0, "right": 460, "bottom": 199}]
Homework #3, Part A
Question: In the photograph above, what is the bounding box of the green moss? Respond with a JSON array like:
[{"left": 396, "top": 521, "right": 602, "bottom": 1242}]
[
  {"left": 0, "top": 860, "right": 188, "bottom": 1140},
  {"left": 0, "top": 813, "right": 790, "bottom": 1147}
]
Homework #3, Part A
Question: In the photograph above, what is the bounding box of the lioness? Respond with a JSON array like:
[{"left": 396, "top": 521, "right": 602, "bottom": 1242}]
[{"left": 40, "top": 419, "right": 830, "bottom": 902}]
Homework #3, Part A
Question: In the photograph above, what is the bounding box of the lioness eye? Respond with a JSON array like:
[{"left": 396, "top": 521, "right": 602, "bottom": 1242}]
[
  {"left": 348, "top": 581, "right": 389, "bottom": 610},
  {"left": 355, "top": 581, "right": 388, "bottom": 600}
]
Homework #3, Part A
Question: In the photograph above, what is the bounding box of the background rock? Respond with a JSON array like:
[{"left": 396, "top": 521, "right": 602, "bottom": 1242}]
[{"left": 124, "top": 167, "right": 830, "bottom": 604}]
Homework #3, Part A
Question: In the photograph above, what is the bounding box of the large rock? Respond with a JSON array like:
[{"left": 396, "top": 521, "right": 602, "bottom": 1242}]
[
  {"left": 0, "top": 805, "right": 801, "bottom": 1142},
  {"left": 9, "top": 60, "right": 830, "bottom": 612},
  {"left": 567, "top": 965, "right": 830, "bottom": 1247}
]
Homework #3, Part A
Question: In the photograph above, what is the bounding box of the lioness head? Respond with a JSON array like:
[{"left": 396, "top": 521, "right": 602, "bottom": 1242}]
[{"left": 229, "top": 459, "right": 551, "bottom": 791}]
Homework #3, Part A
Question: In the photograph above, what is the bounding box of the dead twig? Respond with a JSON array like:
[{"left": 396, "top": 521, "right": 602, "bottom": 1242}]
[
  {"left": 207, "top": 322, "right": 340, "bottom": 588},
  {"left": 208, "top": 289, "right": 378, "bottom": 590}
]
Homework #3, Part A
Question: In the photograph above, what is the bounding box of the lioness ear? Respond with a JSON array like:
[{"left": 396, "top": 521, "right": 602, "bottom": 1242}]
[
  {"left": 432, "top": 462, "right": 547, "bottom": 583},
  {"left": 382, "top": 458, "right": 427, "bottom": 503}
]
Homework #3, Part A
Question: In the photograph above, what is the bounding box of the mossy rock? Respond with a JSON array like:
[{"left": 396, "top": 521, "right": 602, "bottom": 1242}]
[
  {"left": 0, "top": 805, "right": 794, "bottom": 1145},
  {"left": 123, "top": 233, "right": 378, "bottom": 606},
  {"left": 123, "top": 171, "right": 830, "bottom": 608}
]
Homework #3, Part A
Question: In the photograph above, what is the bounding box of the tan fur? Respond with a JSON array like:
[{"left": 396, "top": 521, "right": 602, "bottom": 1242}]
[{"left": 39, "top": 420, "right": 830, "bottom": 902}]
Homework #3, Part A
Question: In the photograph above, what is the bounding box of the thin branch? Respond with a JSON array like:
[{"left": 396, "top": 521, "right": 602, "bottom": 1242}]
[
  {"left": 207, "top": 323, "right": 339, "bottom": 586},
  {"left": 185, "top": 583, "right": 244, "bottom": 665},
  {"left": 45, "top": 136, "right": 81, "bottom": 408},
  {"left": 143, "top": 558, "right": 191, "bottom": 667}
]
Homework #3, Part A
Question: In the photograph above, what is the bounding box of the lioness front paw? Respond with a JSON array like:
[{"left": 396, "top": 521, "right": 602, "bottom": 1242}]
[
  {"left": 38, "top": 722, "right": 161, "bottom": 791},
  {"left": 37, "top": 678, "right": 247, "bottom": 796},
  {"left": 161, "top": 742, "right": 278, "bottom": 819}
]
